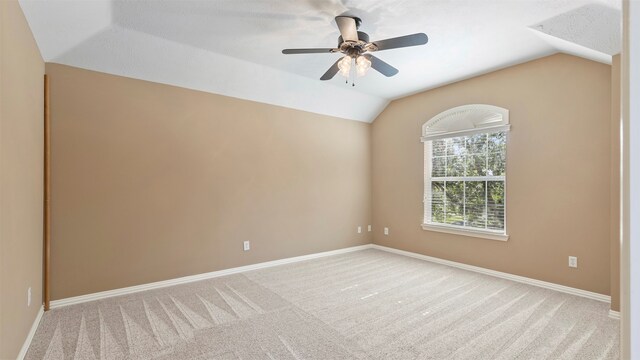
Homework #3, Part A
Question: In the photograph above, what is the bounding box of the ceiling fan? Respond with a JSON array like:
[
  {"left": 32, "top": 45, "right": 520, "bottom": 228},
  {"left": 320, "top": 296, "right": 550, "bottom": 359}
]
[{"left": 282, "top": 16, "right": 428, "bottom": 83}]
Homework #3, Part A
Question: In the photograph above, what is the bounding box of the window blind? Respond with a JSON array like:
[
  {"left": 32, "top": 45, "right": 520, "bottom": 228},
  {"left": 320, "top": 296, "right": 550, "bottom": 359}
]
[{"left": 424, "top": 131, "right": 506, "bottom": 233}]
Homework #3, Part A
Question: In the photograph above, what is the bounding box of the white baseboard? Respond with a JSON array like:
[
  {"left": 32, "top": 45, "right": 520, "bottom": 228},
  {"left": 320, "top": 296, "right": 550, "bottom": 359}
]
[
  {"left": 608, "top": 309, "right": 620, "bottom": 320},
  {"left": 17, "top": 305, "right": 44, "bottom": 360},
  {"left": 50, "top": 243, "right": 613, "bottom": 312},
  {"left": 50, "top": 244, "right": 373, "bottom": 309},
  {"left": 371, "top": 244, "right": 612, "bottom": 304}
]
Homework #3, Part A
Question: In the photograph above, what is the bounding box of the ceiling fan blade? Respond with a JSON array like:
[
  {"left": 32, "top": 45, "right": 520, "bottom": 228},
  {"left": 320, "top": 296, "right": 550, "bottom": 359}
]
[
  {"left": 335, "top": 16, "right": 358, "bottom": 41},
  {"left": 320, "top": 58, "right": 342, "bottom": 80},
  {"left": 371, "top": 33, "right": 428, "bottom": 51},
  {"left": 282, "top": 48, "right": 337, "bottom": 54},
  {"left": 364, "top": 54, "right": 399, "bottom": 77}
]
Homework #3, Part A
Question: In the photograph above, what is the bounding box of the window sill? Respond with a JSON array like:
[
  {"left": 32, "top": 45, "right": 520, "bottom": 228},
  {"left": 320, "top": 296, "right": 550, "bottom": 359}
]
[{"left": 421, "top": 223, "right": 509, "bottom": 242}]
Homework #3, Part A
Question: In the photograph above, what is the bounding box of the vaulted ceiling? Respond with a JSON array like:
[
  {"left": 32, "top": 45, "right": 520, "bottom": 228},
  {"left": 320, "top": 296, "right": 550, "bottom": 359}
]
[{"left": 20, "top": 0, "right": 621, "bottom": 122}]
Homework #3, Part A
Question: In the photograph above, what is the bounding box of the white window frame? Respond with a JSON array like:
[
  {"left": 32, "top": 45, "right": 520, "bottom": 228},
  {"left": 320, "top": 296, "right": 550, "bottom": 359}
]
[{"left": 422, "top": 104, "right": 510, "bottom": 241}]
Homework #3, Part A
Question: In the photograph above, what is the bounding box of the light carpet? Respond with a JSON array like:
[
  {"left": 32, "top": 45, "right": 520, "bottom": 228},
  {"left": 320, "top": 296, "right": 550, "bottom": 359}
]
[{"left": 25, "top": 249, "right": 619, "bottom": 359}]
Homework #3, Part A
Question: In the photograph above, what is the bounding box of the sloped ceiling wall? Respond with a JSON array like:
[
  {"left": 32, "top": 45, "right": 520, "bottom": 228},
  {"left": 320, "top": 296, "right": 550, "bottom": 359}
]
[{"left": 19, "top": 0, "right": 621, "bottom": 122}]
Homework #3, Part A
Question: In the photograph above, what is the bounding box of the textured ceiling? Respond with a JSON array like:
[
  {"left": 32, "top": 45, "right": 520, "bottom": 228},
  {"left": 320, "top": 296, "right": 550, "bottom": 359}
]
[
  {"left": 20, "top": 0, "right": 621, "bottom": 122},
  {"left": 530, "top": 3, "right": 621, "bottom": 63}
]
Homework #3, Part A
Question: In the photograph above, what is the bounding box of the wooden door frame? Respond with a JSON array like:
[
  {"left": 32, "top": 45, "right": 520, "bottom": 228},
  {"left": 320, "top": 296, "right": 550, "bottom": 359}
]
[{"left": 43, "top": 74, "right": 50, "bottom": 311}]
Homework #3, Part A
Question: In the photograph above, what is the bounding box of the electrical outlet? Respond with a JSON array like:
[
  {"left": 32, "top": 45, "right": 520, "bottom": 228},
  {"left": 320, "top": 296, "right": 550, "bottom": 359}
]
[
  {"left": 568, "top": 256, "right": 578, "bottom": 268},
  {"left": 384, "top": 227, "right": 389, "bottom": 235},
  {"left": 368, "top": 225, "right": 372, "bottom": 232},
  {"left": 27, "top": 287, "right": 31, "bottom": 307},
  {"left": 243, "top": 241, "right": 250, "bottom": 251},
  {"left": 357, "top": 226, "right": 362, "bottom": 234}
]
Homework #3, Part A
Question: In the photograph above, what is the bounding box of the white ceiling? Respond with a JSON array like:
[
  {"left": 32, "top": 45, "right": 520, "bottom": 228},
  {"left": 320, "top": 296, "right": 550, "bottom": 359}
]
[{"left": 20, "top": 0, "right": 621, "bottom": 122}]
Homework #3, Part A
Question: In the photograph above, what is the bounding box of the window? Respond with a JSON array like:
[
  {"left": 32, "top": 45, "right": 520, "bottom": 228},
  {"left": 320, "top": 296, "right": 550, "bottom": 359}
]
[{"left": 422, "top": 105, "right": 510, "bottom": 241}]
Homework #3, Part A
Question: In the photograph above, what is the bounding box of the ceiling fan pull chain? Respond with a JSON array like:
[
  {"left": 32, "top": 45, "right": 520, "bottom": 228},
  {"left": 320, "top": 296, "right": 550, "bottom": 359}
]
[{"left": 351, "top": 58, "right": 355, "bottom": 87}]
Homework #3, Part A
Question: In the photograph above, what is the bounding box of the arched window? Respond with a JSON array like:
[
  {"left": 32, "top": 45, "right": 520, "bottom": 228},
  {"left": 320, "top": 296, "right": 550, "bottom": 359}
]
[{"left": 422, "top": 104, "right": 510, "bottom": 241}]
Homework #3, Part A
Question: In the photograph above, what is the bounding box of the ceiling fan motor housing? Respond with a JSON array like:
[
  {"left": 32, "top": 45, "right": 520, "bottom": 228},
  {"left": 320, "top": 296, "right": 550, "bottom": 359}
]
[{"left": 338, "top": 31, "right": 376, "bottom": 57}]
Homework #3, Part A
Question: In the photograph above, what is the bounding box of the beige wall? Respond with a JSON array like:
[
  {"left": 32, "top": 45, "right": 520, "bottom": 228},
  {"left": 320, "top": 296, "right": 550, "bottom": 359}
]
[
  {"left": 46, "top": 54, "right": 617, "bottom": 308},
  {"left": 372, "top": 54, "right": 612, "bottom": 296},
  {"left": 0, "top": 1, "right": 44, "bottom": 358},
  {"left": 611, "top": 54, "right": 621, "bottom": 311},
  {"left": 46, "top": 64, "right": 372, "bottom": 300}
]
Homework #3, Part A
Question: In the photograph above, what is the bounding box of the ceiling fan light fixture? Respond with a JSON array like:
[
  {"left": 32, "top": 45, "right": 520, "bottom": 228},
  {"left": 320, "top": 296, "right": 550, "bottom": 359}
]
[
  {"left": 338, "top": 56, "right": 352, "bottom": 77},
  {"left": 356, "top": 55, "right": 371, "bottom": 77}
]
